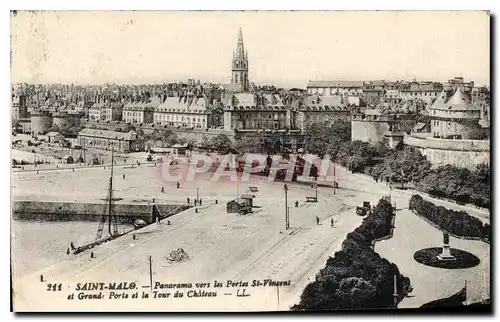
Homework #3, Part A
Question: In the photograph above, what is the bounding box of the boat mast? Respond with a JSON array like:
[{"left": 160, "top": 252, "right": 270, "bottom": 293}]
[{"left": 108, "top": 147, "right": 114, "bottom": 236}]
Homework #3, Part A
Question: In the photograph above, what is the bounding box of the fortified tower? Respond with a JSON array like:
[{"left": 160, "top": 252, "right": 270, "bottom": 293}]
[{"left": 231, "top": 28, "right": 249, "bottom": 92}]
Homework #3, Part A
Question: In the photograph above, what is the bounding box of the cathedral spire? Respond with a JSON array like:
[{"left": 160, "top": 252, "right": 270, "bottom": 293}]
[
  {"left": 235, "top": 27, "right": 245, "bottom": 60},
  {"left": 231, "top": 27, "right": 249, "bottom": 92}
]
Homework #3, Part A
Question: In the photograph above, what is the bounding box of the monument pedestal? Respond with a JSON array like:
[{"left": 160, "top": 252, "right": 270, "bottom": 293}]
[{"left": 437, "top": 244, "right": 456, "bottom": 261}]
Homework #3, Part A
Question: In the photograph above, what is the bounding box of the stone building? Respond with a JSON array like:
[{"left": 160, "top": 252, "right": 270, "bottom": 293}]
[
  {"left": 471, "top": 86, "right": 490, "bottom": 127},
  {"left": 361, "top": 80, "right": 386, "bottom": 106},
  {"left": 297, "top": 95, "right": 350, "bottom": 131},
  {"left": 122, "top": 96, "right": 160, "bottom": 125},
  {"left": 88, "top": 102, "right": 102, "bottom": 122},
  {"left": 443, "top": 76, "right": 474, "bottom": 94},
  {"left": 351, "top": 109, "right": 417, "bottom": 146},
  {"left": 399, "top": 81, "right": 443, "bottom": 104},
  {"left": 153, "top": 96, "right": 214, "bottom": 129},
  {"left": 78, "top": 128, "right": 142, "bottom": 153},
  {"left": 223, "top": 93, "right": 290, "bottom": 131},
  {"left": 90, "top": 101, "right": 124, "bottom": 122},
  {"left": 429, "top": 88, "right": 483, "bottom": 139},
  {"left": 306, "top": 80, "right": 364, "bottom": 97}
]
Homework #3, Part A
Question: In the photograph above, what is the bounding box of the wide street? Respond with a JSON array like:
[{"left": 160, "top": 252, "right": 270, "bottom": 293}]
[{"left": 12, "top": 153, "right": 490, "bottom": 311}]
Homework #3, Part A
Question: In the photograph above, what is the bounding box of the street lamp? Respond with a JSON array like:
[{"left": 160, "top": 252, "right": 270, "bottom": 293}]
[{"left": 284, "top": 184, "right": 289, "bottom": 230}]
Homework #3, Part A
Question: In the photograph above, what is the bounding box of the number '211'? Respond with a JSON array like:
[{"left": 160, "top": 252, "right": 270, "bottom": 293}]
[{"left": 46, "top": 283, "right": 62, "bottom": 291}]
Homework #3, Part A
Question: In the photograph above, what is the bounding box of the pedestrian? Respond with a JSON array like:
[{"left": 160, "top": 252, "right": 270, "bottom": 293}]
[
  {"left": 316, "top": 216, "right": 320, "bottom": 225},
  {"left": 187, "top": 197, "right": 190, "bottom": 205},
  {"left": 295, "top": 200, "right": 299, "bottom": 208},
  {"left": 177, "top": 182, "right": 180, "bottom": 189},
  {"left": 123, "top": 174, "right": 126, "bottom": 180},
  {"left": 330, "top": 218, "right": 334, "bottom": 227},
  {"left": 194, "top": 199, "right": 198, "bottom": 206},
  {"left": 161, "top": 187, "right": 165, "bottom": 193},
  {"left": 199, "top": 198, "right": 202, "bottom": 206}
]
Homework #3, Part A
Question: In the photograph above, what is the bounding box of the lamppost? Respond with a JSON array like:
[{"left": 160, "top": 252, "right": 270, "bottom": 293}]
[
  {"left": 333, "top": 160, "right": 336, "bottom": 195},
  {"left": 284, "top": 184, "right": 289, "bottom": 230}
]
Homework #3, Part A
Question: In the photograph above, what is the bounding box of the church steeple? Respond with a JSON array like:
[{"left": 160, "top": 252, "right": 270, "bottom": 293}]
[
  {"left": 235, "top": 27, "right": 245, "bottom": 60},
  {"left": 231, "top": 27, "right": 249, "bottom": 92}
]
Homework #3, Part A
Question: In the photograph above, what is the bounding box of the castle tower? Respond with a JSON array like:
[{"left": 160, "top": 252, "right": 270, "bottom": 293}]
[{"left": 231, "top": 27, "right": 249, "bottom": 92}]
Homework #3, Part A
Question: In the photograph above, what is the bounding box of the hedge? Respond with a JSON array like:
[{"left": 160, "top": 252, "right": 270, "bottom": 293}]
[
  {"left": 291, "top": 199, "right": 412, "bottom": 311},
  {"left": 409, "top": 195, "right": 490, "bottom": 241}
]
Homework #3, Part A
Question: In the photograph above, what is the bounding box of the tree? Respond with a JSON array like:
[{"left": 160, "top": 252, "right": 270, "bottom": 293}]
[
  {"left": 305, "top": 120, "right": 351, "bottom": 158},
  {"left": 233, "top": 136, "right": 261, "bottom": 154},
  {"left": 201, "top": 135, "right": 211, "bottom": 148},
  {"left": 187, "top": 139, "right": 196, "bottom": 151},
  {"left": 66, "top": 124, "right": 84, "bottom": 135},
  {"left": 373, "top": 146, "right": 432, "bottom": 186},
  {"left": 177, "top": 137, "right": 188, "bottom": 145},
  {"left": 262, "top": 132, "right": 283, "bottom": 154},
  {"left": 47, "top": 124, "right": 61, "bottom": 134},
  {"left": 210, "top": 134, "right": 232, "bottom": 152},
  {"left": 336, "top": 140, "right": 381, "bottom": 173},
  {"left": 415, "top": 164, "right": 489, "bottom": 208}
]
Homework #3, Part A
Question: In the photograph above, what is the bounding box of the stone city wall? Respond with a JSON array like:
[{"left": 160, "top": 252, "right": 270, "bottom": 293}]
[
  {"left": 351, "top": 120, "right": 390, "bottom": 143},
  {"left": 404, "top": 134, "right": 490, "bottom": 169}
]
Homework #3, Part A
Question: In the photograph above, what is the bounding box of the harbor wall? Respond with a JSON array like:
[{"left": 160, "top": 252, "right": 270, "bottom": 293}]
[{"left": 12, "top": 200, "right": 189, "bottom": 224}]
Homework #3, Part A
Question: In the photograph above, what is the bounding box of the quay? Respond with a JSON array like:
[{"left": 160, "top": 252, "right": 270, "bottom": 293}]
[{"left": 12, "top": 200, "right": 189, "bottom": 224}]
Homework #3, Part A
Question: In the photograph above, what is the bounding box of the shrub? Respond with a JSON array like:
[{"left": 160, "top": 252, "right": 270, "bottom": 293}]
[
  {"left": 292, "top": 199, "right": 410, "bottom": 311},
  {"left": 409, "top": 195, "right": 489, "bottom": 242}
]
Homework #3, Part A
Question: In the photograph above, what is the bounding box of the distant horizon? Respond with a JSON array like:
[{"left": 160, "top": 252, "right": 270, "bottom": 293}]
[{"left": 11, "top": 11, "right": 490, "bottom": 88}]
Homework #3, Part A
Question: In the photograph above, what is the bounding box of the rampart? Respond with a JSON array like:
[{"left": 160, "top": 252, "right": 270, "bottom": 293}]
[{"left": 404, "top": 134, "right": 490, "bottom": 169}]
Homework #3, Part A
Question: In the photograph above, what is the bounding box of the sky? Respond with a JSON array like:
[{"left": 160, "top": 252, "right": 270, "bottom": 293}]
[{"left": 10, "top": 11, "right": 490, "bottom": 88}]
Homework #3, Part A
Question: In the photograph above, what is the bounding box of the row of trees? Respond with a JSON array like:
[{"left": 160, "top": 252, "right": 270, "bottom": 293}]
[
  {"left": 409, "top": 195, "right": 490, "bottom": 241},
  {"left": 292, "top": 199, "right": 411, "bottom": 311},
  {"left": 140, "top": 128, "right": 235, "bottom": 154},
  {"left": 416, "top": 164, "right": 490, "bottom": 208},
  {"left": 303, "top": 120, "right": 352, "bottom": 158}
]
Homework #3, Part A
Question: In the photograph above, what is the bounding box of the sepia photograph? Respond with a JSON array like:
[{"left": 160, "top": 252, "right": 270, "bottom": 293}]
[{"left": 9, "top": 10, "right": 491, "bottom": 312}]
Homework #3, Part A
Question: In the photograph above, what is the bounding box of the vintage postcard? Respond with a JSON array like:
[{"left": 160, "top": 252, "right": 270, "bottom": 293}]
[{"left": 10, "top": 10, "right": 490, "bottom": 312}]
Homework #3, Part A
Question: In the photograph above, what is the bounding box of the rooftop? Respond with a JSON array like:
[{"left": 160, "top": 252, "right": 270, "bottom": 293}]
[
  {"left": 156, "top": 96, "right": 209, "bottom": 113},
  {"left": 431, "top": 88, "right": 480, "bottom": 112},
  {"left": 307, "top": 80, "right": 364, "bottom": 88},
  {"left": 78, "top": 128, "right": 137, "bottom": 141}
]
